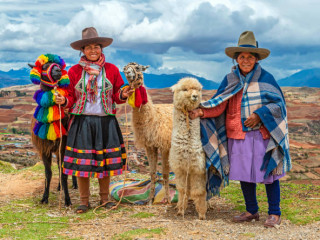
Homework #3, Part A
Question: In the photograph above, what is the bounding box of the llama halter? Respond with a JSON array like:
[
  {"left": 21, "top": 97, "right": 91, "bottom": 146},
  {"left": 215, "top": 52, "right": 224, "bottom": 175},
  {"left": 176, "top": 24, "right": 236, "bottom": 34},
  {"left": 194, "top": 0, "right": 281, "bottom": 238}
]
[{"left": 30, "top": 54, "right": 70, "bottom": 140}]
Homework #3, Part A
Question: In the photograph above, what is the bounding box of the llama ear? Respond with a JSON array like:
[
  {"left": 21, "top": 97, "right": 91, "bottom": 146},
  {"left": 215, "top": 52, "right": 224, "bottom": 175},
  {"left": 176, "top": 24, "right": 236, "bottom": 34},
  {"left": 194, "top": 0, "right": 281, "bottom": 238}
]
[
  {"left": 141, "top": 65, "right": 149, "bottom": 72},
  {"left": 28, "top": 63, "right": 35, "bottom": 69}
]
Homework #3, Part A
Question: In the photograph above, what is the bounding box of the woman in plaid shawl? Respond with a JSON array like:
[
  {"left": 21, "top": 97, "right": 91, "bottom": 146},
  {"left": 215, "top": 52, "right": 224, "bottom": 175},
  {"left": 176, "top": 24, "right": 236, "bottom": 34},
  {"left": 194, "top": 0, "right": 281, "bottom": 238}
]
[{"left": 189, "top": 31, "right": 291, "bottom": 228}]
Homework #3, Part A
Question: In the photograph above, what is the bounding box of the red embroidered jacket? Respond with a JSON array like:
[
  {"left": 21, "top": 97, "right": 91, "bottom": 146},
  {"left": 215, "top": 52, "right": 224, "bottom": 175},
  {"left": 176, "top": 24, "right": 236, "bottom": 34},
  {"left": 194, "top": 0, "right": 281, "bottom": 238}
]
[{"left": 65, "top": 63, "right": 126, "bottom": 115}]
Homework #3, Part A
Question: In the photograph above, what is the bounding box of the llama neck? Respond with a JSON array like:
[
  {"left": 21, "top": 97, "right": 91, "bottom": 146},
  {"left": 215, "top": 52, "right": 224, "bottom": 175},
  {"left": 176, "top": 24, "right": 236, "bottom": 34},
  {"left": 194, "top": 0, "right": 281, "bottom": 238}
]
[
  {"left": 172, "top": 108, "right": 200, "bottom": 135},
  {"left": 131, "top": 93, "right": 154, "bottom": 116}
]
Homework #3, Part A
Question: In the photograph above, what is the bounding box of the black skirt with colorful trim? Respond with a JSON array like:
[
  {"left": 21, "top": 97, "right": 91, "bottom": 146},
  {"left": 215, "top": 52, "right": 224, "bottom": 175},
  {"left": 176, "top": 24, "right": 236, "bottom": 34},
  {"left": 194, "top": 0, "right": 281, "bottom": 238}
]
[{"left": 63, "top": 115, "right": 126, "bottom": 178}]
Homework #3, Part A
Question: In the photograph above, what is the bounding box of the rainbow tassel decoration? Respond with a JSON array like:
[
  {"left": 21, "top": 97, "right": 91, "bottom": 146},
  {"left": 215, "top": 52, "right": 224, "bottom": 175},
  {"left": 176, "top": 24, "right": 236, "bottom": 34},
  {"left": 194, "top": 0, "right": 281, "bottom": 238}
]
[{"left": 31, "top": 54, "right": 70, "bottom": 140}]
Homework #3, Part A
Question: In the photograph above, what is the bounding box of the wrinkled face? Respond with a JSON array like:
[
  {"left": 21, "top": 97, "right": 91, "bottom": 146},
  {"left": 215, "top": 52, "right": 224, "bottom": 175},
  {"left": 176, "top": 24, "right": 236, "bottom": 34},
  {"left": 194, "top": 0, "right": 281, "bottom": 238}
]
[
  {"left": 123, "top": 63, "right": 149, "bottom": 88},
  {"left": 236, "top": 52, "right": 258, "bottom": 76},
  {"left": 83, "top": 43, "right": 102, "bottom": 61},
  {"left": 172, "top": 78, "right": 202, "bottom": 111}
]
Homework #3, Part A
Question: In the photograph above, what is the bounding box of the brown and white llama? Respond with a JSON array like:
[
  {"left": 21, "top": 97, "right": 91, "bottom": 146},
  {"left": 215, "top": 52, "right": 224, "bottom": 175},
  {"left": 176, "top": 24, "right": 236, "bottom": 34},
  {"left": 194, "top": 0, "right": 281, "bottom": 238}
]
[
  {"left": 29, "top": 54, "right": 76, "bottom": 206},
  {"left": 123, "top": 62, "right": 172, "bottom": 204}
]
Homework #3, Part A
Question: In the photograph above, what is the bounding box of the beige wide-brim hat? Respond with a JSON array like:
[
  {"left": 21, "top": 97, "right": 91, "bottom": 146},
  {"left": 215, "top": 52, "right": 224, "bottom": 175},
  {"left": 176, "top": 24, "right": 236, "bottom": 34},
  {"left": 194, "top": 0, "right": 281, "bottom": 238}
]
[
  {"left": 70, "top": 27, "right": 113, "bottom": 50},
  {"left": 225, "top": 31, "right": 270, "bottom": 60}
]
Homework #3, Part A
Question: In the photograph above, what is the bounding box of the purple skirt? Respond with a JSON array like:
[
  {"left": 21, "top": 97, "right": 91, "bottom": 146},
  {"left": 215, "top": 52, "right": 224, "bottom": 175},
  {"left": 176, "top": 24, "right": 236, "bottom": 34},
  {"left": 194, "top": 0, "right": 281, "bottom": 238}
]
[{"left": 228, "top": 130, "right": 285, "bottom": 184}]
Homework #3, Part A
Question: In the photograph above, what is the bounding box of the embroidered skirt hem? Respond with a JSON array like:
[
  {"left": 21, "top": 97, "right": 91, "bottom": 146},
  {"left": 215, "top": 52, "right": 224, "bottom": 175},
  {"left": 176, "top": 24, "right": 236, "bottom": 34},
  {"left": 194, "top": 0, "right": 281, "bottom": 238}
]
[{"left": 63, "top": 115, "right": 126, "bottom": 178}]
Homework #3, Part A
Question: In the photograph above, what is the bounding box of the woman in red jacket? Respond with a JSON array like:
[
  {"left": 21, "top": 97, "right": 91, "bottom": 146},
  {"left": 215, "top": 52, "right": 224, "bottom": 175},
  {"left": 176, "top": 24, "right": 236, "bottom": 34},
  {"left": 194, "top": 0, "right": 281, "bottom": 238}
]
[{"left": 56, "top": 27, "right": 133, "bottom": 213}]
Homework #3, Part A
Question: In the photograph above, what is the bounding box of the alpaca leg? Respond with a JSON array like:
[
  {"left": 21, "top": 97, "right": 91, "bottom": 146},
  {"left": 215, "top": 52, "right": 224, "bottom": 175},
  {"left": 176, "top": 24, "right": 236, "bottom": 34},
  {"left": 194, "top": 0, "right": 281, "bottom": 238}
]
[
  {"left": 161, "top": 150, "right": 170, "bottom": 204},
  {"left": 175, "top": 170, "right": 188, "bottom": 216},
  {"left": 41, "top": 152, "right": 52, "bottom": 204},
  {"left": 146, "top": 146, "right": 158, "bottom": 204},
  {"left": 190, "top": 172, "right": 207, "bottom": 220}
]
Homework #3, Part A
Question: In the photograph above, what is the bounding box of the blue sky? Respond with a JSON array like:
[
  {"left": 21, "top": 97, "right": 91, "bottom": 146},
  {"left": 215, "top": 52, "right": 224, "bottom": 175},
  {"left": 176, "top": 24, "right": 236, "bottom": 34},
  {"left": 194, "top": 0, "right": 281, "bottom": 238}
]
[{"left": 0, "top": 0, "right": 320, "bottom": 82}]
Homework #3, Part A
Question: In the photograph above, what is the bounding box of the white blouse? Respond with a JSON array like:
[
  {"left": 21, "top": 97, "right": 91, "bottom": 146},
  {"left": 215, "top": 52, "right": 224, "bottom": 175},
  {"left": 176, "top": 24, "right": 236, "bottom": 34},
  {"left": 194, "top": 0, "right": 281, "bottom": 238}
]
[{"left": 82, "top": 71, "right": 107, "bottom": 116}]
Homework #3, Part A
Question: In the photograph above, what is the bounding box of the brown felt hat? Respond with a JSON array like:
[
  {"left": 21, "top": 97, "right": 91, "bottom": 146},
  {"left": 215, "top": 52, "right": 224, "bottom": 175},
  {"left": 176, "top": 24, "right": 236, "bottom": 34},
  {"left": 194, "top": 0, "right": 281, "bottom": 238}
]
[
  {"left": 225, "top": 31, "right": 270, "bottom": 60},
  {"left": 70, "top": 27, "right": 113, "bottom": 50}
]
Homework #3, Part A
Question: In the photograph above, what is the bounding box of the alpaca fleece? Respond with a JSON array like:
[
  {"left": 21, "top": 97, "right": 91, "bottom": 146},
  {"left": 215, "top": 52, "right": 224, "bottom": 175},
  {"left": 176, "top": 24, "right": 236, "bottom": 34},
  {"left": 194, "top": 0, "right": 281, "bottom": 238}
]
[{"left": 169, "top": 77, "right": 207, "bottom": 220}]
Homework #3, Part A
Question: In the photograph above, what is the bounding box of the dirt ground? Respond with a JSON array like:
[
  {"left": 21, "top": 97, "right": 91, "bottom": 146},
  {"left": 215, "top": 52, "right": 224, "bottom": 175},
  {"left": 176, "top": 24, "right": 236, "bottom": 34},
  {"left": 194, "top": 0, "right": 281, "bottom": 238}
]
[{"left": 1, "top": 169, "right": 320, "bottom": 240}]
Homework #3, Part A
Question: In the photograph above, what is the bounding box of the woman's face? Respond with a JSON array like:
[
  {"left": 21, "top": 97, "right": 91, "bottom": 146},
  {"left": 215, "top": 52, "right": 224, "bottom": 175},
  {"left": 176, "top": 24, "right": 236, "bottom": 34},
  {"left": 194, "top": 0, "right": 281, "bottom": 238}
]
[
  {"left": 83, "top": 44, "right": 102, "bottom": 61},
  {"left": 236, "top": 52, "right": 258, "bottom": 76}
]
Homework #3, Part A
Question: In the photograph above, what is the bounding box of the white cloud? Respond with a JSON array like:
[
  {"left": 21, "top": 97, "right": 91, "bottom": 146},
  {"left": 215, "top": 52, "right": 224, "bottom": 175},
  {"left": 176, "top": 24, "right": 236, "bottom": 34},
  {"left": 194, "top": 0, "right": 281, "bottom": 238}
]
[{"left": 0, "top": 0, "right": 320, "bottom": 82}]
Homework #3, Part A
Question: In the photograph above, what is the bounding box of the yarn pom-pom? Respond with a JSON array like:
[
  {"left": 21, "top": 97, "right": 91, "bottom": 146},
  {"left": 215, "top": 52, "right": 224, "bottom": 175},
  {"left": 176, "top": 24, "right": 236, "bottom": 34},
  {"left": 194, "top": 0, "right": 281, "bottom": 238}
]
[
  {"left": 47, "top": 123, "right": 57, "bottom": 141},
  {"left": 33, "top": 121, "right": 42, "bottom": 136},
  {"left": 53, "top": 121, "right": 66, "bottom": 138},
  {"left": 30, "top": 68, "right": 41, "bottom": 85},
  {"left": 40, "top": 91, "right": 54, "bottom": 107},
  {"left": 33, "top": 106, "right": 41, "bottom": 119},
  {"left": 38, "top": 123, "right": 49, "bottom": 139}
]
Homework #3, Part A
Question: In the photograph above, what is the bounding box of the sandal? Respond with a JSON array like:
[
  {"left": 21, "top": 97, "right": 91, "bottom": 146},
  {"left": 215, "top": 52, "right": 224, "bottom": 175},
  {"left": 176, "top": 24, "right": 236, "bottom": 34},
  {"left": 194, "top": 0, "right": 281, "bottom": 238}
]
[
  {"left": 76, "top": 203, "right": 90, "bottom": 214},
  {"left": 100, "top": 201, "right": 116, "bottom": 209}
]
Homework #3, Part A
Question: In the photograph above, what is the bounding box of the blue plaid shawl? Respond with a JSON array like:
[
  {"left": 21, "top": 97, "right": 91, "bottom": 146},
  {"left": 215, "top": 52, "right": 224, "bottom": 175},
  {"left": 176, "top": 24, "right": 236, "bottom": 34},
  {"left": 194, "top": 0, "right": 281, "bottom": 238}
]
[{"left": 200, "top": 63, "right": 291, "bottom": 199}]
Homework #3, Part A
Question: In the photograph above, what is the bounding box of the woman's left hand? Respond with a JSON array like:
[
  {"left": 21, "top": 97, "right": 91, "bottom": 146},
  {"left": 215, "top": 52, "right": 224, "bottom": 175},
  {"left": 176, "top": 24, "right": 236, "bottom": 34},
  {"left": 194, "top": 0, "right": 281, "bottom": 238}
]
[
  {"left": 244, "top": 113, "right": 261, "bottom": 128},
  {"left": 121, "top": 86, "right": 134, "bottom": 99}
]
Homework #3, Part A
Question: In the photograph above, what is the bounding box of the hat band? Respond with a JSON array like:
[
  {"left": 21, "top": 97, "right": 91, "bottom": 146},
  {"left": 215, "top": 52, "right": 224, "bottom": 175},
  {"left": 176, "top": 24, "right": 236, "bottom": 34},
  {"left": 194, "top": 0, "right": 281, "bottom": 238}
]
[{"left": 239, "top": 44, "right": 257, "bottom": 48}]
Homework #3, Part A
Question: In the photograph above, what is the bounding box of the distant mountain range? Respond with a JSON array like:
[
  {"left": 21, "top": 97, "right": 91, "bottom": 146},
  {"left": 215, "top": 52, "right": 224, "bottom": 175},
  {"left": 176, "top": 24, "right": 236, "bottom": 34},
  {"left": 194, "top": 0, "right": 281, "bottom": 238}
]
[
  {"left": 120, "top": 72, "right": 219, "bottom": 89},
  {"left": 0, "top": 67, "right": 219, "bottom": 90},
  {"left": 0, "top": 67, "right": 319, "bottom": 89},
  {"left": 277, "top": 68, "right": 320, "bottom": 88}
]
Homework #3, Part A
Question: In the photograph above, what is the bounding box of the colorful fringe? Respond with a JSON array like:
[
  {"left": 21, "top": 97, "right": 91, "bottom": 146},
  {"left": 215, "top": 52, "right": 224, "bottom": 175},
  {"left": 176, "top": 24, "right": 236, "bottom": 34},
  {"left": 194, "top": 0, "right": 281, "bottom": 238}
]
[{"left": 30, "top": 53, "right": 70, "bottom": 88}]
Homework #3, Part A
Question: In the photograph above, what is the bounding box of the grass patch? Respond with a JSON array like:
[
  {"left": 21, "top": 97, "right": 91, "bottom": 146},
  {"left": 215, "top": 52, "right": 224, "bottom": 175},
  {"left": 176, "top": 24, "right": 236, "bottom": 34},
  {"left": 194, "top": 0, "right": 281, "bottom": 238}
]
[
  {"left": 0, "top": 160, "right": 17, "bottom": 173},
  {"left": 130, "top": 212, "right": 155, "bottom": 219},
  {"left": 241, "top": 232, "right": 255, "bottom": 238},
  {"left": 0, "top": 198, "right": 69, "bottom": 239},
  {"left": 0, "top": 192, "right": 121, "bottom": 239},
  {"left": 220, "top": 181, "right": 320, "bottom": 225},
  {"left": 112, "top": 227, "right": 165, "bottom": 240}
]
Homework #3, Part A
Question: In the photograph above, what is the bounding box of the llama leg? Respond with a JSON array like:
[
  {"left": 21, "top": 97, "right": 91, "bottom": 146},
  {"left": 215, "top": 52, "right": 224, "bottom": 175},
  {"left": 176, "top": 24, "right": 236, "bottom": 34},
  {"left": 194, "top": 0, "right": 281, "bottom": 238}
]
[
  {"left": 41, "top": 152, "right": 52, "bottom": 204},
  {"left": 190, "top": 171, "right": 207, "bottom": 220},
  {"left": 61, "top": 173, "right": 72, "bottom": 206},
  {"left": 162, "top": 150, "right": 170, "bottom": 204},
  {"left": 56, "top": 148, "right": 72, "bottom": 206},
  {"left": 146, "top": 146, "right": 158, "bottom": 204},
  {"left": 72, "top": 176, "right": 78, "bottom": 189},
  {"left": 175, "top": 170, "right": 188, "bottom": 216}
]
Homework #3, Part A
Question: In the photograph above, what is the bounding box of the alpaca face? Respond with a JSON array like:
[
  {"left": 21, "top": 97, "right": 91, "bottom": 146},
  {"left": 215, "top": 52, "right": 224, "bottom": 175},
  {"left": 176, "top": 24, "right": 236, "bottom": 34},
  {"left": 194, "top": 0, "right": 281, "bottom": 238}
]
[
  {"left": 172, "top": 77, "right": 202, "bottom": 111},
  {"left": 123, "top": 62, "right": 149, "bottom": 89}
]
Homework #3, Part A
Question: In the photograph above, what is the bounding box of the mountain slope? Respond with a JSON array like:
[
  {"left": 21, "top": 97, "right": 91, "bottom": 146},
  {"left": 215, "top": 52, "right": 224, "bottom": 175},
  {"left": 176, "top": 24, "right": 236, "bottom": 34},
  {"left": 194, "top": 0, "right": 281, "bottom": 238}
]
[{"left": 277, "top": 68, "right": 320, "bottom": 88}]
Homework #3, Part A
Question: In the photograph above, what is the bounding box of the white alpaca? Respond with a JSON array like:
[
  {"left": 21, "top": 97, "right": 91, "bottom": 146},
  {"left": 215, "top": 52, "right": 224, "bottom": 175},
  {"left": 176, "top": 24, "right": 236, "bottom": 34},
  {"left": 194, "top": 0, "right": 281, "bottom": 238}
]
[
  {"left": 123, "top": 62, "right": 172, "bottom": 204},
  {"left": 169, "top": 77, "right": 207, "bottom": 220}
]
